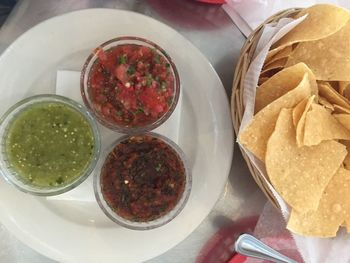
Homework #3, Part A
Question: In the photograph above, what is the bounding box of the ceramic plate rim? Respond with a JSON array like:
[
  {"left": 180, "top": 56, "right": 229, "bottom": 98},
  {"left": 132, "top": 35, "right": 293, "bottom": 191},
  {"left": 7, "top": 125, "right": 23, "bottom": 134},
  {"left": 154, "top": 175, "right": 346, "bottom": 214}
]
[{"left": 0, "top": 8, "right": 234, "bottom": 262}]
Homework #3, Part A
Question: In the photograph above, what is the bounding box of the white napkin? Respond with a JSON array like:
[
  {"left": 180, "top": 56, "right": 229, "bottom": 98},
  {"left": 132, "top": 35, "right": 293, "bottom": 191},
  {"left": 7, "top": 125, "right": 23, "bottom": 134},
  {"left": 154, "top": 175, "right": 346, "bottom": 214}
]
[
  {"left": 46, "top": 70, "right": 182, "bottom": 202},
  {"left": 223, "top": 0, "right": 350, "bottom": 37}
]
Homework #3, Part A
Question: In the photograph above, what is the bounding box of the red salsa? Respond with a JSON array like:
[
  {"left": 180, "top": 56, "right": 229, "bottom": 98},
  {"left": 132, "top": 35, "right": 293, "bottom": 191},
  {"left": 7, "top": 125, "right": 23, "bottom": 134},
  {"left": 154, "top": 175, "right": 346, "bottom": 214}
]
[
  {"left": 88, "top": 44, "right": 176, "bottom": 127},
  {"left": 101, "top": 135, "right": 186, "bottom": 222}
]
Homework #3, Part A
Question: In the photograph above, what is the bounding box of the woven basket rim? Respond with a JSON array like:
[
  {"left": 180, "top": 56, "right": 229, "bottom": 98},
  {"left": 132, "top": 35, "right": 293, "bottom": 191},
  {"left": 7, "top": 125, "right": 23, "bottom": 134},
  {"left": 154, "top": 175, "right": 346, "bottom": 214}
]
[{"left": 231, "top": 8, "right": 303, "bottom": 208}]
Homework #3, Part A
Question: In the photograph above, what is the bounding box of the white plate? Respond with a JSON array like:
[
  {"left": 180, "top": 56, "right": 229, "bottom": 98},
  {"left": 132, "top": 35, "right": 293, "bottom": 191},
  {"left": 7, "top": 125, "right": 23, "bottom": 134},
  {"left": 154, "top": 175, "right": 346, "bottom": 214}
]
[{"left": 0, "top": 9, "right": 233, "bottom": 263}]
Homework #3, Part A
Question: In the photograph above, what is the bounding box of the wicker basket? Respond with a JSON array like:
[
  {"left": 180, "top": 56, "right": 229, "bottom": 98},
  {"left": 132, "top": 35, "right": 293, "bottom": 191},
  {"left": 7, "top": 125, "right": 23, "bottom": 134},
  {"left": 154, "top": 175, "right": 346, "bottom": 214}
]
[{"left": 231, "top": 8, "right": 302, "bottom": 208}]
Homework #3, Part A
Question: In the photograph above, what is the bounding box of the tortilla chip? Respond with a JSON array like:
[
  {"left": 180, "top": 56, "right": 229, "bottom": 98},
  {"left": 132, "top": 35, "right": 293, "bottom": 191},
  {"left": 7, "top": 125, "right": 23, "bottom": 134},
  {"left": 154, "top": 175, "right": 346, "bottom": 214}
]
[
  {"left": 318, "top": 96, "right": 334, "bottom": 111},
  {"left": 328, "top": 81, "right": 340, "bottom": 92},
  {"left": 293, "top": 98, "right": 308, "bottom": 127},
  {"left": 266, "top": 108, "right": 347, "bottom": 212},
  {"left": 260, "top": 67, "right": 284, "bottom": 77},
  {"left": 287, "top": 168, "right": 350, "bottom": 237},
  {"left": 333, "top": 115, "right": 350, "bottom": 168},
  {"left": 258, "top": 77, "right": 269, "bottom": 85},
  {"left": 339, "top": 81, "right": 350, "bottom": 101},
  {"left": 273, "top": 4, "right": 350, "bottom": 51},
  {"left": 265, "top": 45, "right": 293, "bottom": 66},
  {"left": 255, "top": 63, "right": 317, "bottom": 113},
  {"left": 339, "top": 81, "right": 350, "bottom": 95},
  {"left": 346, "top": 219, "right": 350, "bottom": 233},
  {"left": 345, "top": 156, "right": 350, "bottom": 170},
  {"left": 303, "top": 104, "right": 350, "bottom": 146},
  {"left": 333, "top": 114, "right": 350, "bottom": 131},
  {"left": 339, "top": 140, "right": 350, "bottom": 170},
  {"left": 343, "top": 89, "right": 350, "bottom": 101},
  {"left": 286, "top": 19, "right": 350, "bottom": 81},
  {"left": 318, "top": 82, "right": 350, "bottom": 109},
  {"left": 261, "top": 58, "right": 287, "bottom": 74},
  {"left": 259, "top": 68, "right": 282, "bottom": 79},
  {"left": 293, "top": 96, "right": 315, "bottom": 147},
  {"left": 334, "top": 104, "right": 350, "bottom": 114},
  {"left": 240, "top": 74, "right": 312, "bottom": 161}
]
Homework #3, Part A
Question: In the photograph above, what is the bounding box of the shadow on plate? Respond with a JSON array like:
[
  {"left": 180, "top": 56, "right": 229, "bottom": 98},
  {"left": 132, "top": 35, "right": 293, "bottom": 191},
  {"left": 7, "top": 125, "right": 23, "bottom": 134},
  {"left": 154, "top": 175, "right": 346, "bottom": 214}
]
[
  {"left": 178, "top": 91, "right": 198, "bottom": 170},
  {"left": 228, "top": 142, "right": 259, "bottom": 198},
  {"left": 39, "top": 199, "right": 117, "bottom": 229}
]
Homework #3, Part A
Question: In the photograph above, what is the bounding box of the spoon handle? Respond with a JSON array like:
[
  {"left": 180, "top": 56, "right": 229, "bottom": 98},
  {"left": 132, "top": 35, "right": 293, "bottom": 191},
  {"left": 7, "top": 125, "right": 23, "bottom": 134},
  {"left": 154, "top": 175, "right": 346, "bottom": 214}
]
[{"left": 234, "top": 234, "right": 298, "bottom": 263}]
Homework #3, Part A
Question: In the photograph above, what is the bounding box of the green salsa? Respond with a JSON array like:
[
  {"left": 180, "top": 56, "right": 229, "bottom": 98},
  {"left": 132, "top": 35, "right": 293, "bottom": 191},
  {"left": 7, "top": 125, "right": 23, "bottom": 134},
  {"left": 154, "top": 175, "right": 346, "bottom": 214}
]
[{"left": 5, "top": 102, "right": 95, "bottom": 187}]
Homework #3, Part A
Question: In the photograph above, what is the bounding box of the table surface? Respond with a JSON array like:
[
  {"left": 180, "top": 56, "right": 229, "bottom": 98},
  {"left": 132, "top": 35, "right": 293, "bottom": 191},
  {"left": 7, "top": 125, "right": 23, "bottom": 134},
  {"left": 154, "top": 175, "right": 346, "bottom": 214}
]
[{"left": 0, "top": 0, "right": 266, "bottom": 262}]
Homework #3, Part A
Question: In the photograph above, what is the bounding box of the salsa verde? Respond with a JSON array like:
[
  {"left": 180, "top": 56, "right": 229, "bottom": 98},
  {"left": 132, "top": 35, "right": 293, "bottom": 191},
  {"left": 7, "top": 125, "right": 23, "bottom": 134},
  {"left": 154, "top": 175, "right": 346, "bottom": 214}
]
[{"left": 5, "top": 102, "right": 95, "bottom": 187}]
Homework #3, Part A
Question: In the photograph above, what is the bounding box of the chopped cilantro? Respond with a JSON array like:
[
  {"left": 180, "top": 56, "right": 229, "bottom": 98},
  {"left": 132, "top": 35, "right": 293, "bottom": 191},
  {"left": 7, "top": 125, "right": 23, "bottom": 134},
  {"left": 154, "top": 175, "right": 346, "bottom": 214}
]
[
  {"left": 161, "top": 82, "right": 167, "bottom": 91},
  {"left": 155, "top": 163, "right": 162, "bottom": 172},
  {"left": 154, "top": 54, "right": 161, "bottom": 63},
  {"left": 56, "top": 176, "right": 64, "bottom": 184},
  {"left": 167, "top": 97, "right": 173, "bottom": 106},
  {"left": 118, "top": 54, "right": 127, "bottom": 65},
  {"left": 135, "top": 107, "right": 144, "bottom": 114},
  {"left": 146, "top": 74, "right": 153, "bottom": 86},
  {"left": 159, "top": 203, "right": 168, "bottom": 211},
  {"left": 127, "top": 65, "right": 136, "bottom": 75}
]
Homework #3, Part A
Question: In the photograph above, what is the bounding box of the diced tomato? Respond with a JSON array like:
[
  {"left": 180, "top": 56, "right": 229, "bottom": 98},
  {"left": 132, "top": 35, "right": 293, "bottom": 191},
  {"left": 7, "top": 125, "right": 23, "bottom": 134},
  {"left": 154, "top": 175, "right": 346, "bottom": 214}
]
[
  {"left": 102, "top": 103, "right": 114, "bottom": 117},
  {"left": 114, "top": 64, "right": 128, "bottom": 83},
  {"left": 118, "top": 87, "right": 137, "bottom": 111},
  {"left": 95, "top": 47, "right": 107, "bottom": 61},
  {"left": 139, "top": 46, "right": 152, "bottom": 58},
  {"left": 154, "top": 104, "right": 164, "bottom": 114},
  {"left": 137, "top": 61, "right": 144, "bottom": 70},
  {"left": 88, "top": 43, "right": 176, "bottom": 127}
]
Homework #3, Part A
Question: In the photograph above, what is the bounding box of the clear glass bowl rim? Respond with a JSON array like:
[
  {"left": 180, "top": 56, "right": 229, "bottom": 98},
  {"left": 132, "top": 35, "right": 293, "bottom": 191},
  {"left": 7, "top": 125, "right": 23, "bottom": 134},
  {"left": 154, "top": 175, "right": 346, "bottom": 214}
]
[
  {"left": 80, "top": 36, "right": 181, "bottom": 134},
  {"left": 94, "top": 132, "right": 192, "bottom": 230},
  {"left": 0, "top": 94, "right": 101, "bottom": 196}
]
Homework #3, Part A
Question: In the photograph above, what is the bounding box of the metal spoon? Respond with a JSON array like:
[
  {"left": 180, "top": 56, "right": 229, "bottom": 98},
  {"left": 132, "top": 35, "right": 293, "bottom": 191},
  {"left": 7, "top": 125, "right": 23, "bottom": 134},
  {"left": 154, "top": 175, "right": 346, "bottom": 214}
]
[{"left": 234, "top": 234, "right": 298, "bottom": 263}]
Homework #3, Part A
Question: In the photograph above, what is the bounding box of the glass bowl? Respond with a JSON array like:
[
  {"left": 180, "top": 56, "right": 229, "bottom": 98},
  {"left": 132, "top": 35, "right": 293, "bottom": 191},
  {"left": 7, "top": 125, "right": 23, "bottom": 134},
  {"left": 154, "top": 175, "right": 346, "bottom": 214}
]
[
  {"left": 0, "top": 94, "right": 101, "bottom": 196},
  {"left": 80, "top": 36, "right": 180, "bottom": 134},
  {"left": 94, "top": 132, "right": 191, "bottom": 230}
]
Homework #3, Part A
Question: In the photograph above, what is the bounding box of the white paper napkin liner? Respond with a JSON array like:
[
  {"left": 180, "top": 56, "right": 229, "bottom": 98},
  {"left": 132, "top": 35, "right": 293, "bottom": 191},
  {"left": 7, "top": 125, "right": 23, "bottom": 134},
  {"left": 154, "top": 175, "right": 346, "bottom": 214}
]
[
  {"left": 238, "top": 15, "right": 306, "bottom": 134},
  {"left": 223, "top": 0, "right": 350, "bottom": 34},
  {"left": 46, "top": 70, "right": 183, "bottom": 202}
]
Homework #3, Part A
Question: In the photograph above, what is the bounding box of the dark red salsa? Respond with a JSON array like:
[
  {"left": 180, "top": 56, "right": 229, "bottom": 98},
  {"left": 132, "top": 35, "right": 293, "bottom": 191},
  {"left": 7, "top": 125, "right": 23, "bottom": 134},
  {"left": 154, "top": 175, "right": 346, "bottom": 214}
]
[
  {"left": 88, "top": 43, "right": 176, "bottom": 128},
  {"left": 101, "top": 135, "right": 186, "bottom": 222}
]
